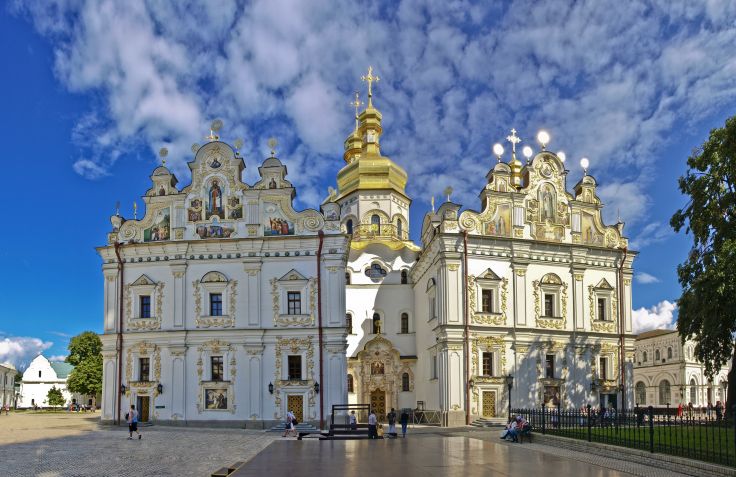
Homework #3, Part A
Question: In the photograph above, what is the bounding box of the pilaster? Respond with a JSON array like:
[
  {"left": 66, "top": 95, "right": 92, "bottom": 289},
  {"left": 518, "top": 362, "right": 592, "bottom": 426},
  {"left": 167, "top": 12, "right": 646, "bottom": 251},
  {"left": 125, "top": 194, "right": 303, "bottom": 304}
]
[
  {"left": 243, "top": 260, "right": 262, "bottom": 327},
  {"left": 170, "top": 263, "right": 187, "bottom": 328}
]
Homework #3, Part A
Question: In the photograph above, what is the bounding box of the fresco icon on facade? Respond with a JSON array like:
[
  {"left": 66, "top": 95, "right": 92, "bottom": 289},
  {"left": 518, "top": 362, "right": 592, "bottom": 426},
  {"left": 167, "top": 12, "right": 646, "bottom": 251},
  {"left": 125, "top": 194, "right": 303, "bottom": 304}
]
[
  {"left": 485, "top": 203, "right": 511, "bottom": 236},
  {"left": 263, "top": 202, "right": 294, "bottom": 236},
  {"left": 196, "top": 218, "right": 235, "bottom": 239},
  {"left": 204, "top": 388, "right": 227, "bottom": 409},
  {"left": 188, "top": 199, "right": 203, "bottom": 222},
  {"left": 143, "top": 207, "right": 170, "bottom": 242},
  {"left": 228, "top": 196, "right": 243, "bottom": 220},
  {"left": 206, "top": 180, "right": 224, "bottom": 219}
]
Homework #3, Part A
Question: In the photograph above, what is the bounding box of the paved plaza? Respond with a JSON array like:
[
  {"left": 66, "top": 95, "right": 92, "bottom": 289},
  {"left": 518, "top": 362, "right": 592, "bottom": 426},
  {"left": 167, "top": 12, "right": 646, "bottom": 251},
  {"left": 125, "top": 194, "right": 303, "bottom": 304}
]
[{"left": 0, "top": 413, "right": 719, "bottom": 476}]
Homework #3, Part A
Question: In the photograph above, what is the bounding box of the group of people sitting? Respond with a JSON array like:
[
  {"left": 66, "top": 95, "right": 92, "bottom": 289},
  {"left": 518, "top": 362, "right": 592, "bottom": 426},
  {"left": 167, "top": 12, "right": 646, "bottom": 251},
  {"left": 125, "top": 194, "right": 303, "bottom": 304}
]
[{"left": 500, "top": 415, "right": 531, "bottom": 442}]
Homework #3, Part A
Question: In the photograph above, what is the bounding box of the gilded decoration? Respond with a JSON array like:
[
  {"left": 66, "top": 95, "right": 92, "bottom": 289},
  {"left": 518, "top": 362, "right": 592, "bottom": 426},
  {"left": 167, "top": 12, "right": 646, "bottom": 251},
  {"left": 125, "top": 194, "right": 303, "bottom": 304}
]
[
  {"left": 350, "top": 334, "right": 408, "bottom": 414},
  {"left": 598, "top": 342, "right": 620, "bottom": 381},
  {"left": 124, "top": 341, "right": 161, "bottom": 396},
  {"left": 470, "top": 334, "right": 507, "bottom": 411},
  {"left": 588, "top": 283, "right": 617, "bottom": 333},
  {"left": 273, "top": 337, "right": 315, "bottom": 418},
  {"left": 125, "top": 278, "right": 164, "bottom": 331},
  {"left": 192, "top": 278, "right": 237, "bottom": 328},
  {"left": 458, "top": 198, "right": 512, "bottom": 237},
  {"left": 532, "top": 274, "right": 568, "bottom": 330},
  {"left": 270, "top": 275, "right": 317, "bottom": 327},
  {"left": 468, "top": 275, "right": 508, "bottom": 326},
  {"left": 196, "top": 339, "right": 237, "bottom": 414}
]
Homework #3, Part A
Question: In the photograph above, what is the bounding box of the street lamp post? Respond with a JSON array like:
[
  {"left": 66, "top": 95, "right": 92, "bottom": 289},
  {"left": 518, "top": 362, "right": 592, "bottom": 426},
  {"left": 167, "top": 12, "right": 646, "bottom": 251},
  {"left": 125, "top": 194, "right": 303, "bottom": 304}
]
[{"left": 505, "top": 374, "right": 514, "bottom": 418}]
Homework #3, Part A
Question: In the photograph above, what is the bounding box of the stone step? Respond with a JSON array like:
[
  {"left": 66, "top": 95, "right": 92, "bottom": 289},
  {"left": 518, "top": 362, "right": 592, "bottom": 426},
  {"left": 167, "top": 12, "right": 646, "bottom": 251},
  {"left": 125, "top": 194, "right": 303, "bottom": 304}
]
[{"left": 268, "top": 423, "right": 319, "bottom": 432}]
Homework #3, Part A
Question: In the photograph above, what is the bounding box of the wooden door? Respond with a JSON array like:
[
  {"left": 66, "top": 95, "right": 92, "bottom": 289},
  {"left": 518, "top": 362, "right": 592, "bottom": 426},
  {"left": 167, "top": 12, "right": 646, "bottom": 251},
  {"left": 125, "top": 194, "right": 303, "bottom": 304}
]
[
  {"left": 138, "top": 396, "right": 150, "bottom": 422},
  {"left": 287, "top": 395, "right": 304, "bottom": 422},
  {"left": 482, "top": 391, "right": 496, "bottom": 418},
  {"left": 370, "top": 389, "right": 386, "bottom": 420}
]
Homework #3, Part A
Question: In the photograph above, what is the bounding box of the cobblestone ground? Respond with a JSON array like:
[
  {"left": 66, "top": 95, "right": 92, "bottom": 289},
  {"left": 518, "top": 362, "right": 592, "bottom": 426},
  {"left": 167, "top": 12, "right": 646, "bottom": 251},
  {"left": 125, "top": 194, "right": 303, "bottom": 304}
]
[{"left": 0, "top": 413, "right": 276, "bottom": 477}]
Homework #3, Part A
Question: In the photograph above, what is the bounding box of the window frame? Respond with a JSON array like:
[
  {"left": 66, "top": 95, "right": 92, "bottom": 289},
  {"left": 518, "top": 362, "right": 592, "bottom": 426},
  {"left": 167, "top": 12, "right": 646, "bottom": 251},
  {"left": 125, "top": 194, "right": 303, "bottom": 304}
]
[
  {"left": 209, "top": 293, "right": 223, "bottom": 316},
  {"left": 347, "top": 374, "right": 354, "bottom": 393},
  {"left": 543, "top": 293, "right": 555, "bottom": 317},
  {"left": 401, "top": 372, "right": 410, "bottom": 392},
  {"left": 400, "top": 312, "right": 410, "bottom": 334},
  {"left": 287, "top": 355, "right": 303, "bottom": 380},
  {"left": 482, "top": 352, "right": 494, "bottom": 377},
  {"left": 210, "top": 355, "right": 224, "bottom": 382},
  {"left": 139, "top": 357, "right": 150, "bottom": 382},
  {"left": 139, "top": 295, "right": 152, "bottom": 319},
  {"left": 545, "top": 354, "right": 555, "bottom": 379},
  {"left": 287, "top": 291, "right": 302, "bottom": 315}
]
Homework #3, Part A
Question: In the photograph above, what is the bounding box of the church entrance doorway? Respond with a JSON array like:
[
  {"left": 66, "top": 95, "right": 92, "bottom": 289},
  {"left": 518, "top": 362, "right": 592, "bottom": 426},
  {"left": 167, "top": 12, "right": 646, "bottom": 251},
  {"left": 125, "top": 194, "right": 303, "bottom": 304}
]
[
  {"left": 137, "top": 396, "right": 150, "bottom": 422},
  {"left": 370, "top": 389, "right": 386, "bottom": 420},
  {"left": 482, "top": 391, "right": 496, "bottom": 418},
  {"left": 287, "top": 394, "right": 304, "bottom": 423}
]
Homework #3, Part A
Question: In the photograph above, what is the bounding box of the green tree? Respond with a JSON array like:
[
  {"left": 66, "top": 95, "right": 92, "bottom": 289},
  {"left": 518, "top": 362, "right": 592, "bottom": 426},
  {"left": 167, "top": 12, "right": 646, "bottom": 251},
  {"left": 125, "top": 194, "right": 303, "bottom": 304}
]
[
  {"left": 66, "top": 331, "right": 103, "bottom": 366},
  {"left": 65, "top": 332, "right": 103, "bottom": 398},
  {"left": 47, "top": 386, "right": 66, "bottom": 407},
  {"left": 671, "top": 115, "right": 736, "bottom": 410}
]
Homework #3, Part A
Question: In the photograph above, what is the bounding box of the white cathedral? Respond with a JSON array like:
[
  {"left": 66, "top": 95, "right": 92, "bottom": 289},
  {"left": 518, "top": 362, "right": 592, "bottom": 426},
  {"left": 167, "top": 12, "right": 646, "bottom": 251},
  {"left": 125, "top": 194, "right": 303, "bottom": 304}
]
[{"left": 99, "top": 70, "right": 636, "bottom": 428}]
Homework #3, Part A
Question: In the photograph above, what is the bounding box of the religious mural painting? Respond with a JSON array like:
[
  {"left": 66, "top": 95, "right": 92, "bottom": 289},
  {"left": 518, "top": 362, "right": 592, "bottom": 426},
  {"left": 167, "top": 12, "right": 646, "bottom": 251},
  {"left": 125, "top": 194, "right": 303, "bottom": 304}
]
[
  {"left": 188, "top": 199, "right": 203, "bottom": 222},
  {"left": 206, "top": 180, "right": 225, "bottom": 219},
  {"left": 484, "top": 203, "right": 511, "bottom": 237},
  {"left": 263, "top": 202, "right": 294, "bottom": 236},
  {"left": 227, "top": 196, "right": 243, "bottom": 220},
  {"left": 195, "top": 218, "right": 235, "bottom": 239},
  {"left": 539, "top": 183, "right": 556, "bottom": 222},
  {"left": 543, "top": 385, "right": 561, "bottom": 407},
  {"left": 143, "top": 207, "right": 170, "bottom": 242},
  {"left": 204, "top": 388, "right": 228, "bottom": 410},
  {"left": 581, "top": 212, "right": 604, "bottom": 246}
]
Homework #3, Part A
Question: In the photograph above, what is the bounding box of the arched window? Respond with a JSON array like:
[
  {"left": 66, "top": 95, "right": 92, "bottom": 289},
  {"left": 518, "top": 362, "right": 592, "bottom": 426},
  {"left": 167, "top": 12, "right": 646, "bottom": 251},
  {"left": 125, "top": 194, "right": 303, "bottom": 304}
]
[
  {"left": 372, "top": 313, "right": 381, "bottom": 334},
  {"left": 401, "top": 270, "right": 408, "bottom": 284},
  {"left": 397, "top": 218, "right": 403, "bottom": 238},
  {"left": 346, "top": 313, "right": 353, "bottom": 334},
  {"left": 402, "top": 373, "right": 410, "bottom": 392},
  {"left": 655, "top": 350, "right": 661, "bottom": 361},
  {"left": 635, "top": 381, "right": 647, "bottom": 405},
  {"left": 659, "top": 380, "right": 671, "bottom": 405},
  {"left": 345, "top": 272, "right": 351, "bottom": 285},
  {"left": 667, "top": 347, "right": 673, "bottom": 359},
  {"left": 690, "top": 378, "right": 697, "bottom": 405},
  {"left": 347, "top": 374, "right": 354, "bottom": 393},
  {"left": 400, "top": 313, "right": 409, "bottom": 334},
  {"left": 643, "top": 351, "right": 648, "bottom": 362},
  {"left": 371, "top": 214, "right": 381, "bottom": 233},
  {"left": 346, "top": 219, "right": 354, "bottom": 235}
]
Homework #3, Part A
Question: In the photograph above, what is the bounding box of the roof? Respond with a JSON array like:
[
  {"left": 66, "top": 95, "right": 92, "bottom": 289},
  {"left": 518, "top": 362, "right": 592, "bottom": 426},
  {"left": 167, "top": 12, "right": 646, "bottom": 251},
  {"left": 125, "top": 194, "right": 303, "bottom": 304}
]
[
  {"left": 50, "top": 362, "right": 74, "bottom": 379},
  {"left": 636, "top": 329, "right": 677, "bottom": 340}
]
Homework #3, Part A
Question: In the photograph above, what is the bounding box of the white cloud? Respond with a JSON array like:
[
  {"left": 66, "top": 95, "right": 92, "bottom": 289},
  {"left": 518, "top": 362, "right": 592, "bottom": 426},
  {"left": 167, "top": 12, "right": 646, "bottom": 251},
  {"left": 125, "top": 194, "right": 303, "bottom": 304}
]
[
  {"left": 47, "top": 355, "right": 68, "bottom": 362},
  {"left": 13, "top": 0, "right": 736, "bottom": 217},
  {"left": 0, "top": 336, "right": 53, "bottom": 371},
  {"left": 636, "top": 272, "right": 660, "bottom": 284},
  {"left": 632, "top": 300, "right": 677, "bottom": 334},
  {"left": 630, "top": 222, "right": 673, "bottom": 249}
]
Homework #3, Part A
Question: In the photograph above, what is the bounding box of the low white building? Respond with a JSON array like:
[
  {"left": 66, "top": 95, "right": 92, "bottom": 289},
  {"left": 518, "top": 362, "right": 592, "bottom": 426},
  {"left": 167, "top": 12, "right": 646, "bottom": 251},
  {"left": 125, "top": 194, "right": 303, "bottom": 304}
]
[
  {"left": 18, "top": 355, "right": 85, "bottom": 409},
  {"left": 633, "top": 329, "right": 729, "bottom": 407},
  {"left": 0, "top": 362, "right": 16, "bottom": 408}
]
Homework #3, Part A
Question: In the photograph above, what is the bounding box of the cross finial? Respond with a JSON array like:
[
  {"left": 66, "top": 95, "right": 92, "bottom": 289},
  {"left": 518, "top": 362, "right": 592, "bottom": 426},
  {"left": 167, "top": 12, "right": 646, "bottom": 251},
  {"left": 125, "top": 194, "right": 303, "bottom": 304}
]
[
  {"left": 158, "top": 147, "right": 168, "bottom": 166},
  {"left": 133, "top": 201, "right": 138, "bottom": 220},
  {"left": 267, "top": 138, "right": 278, "bottom": 157},
  {"left": 431, "top": 196, "right": 435, "bottom": 213},
  {"left": 349, "top": 91, "right": 364, "bottom": 131},
  {"left": 115, "top": 201, "right": 120, "bottom": 217},
  {"left": 506, "top": 128, "right": 521, "bottom": 154},
  {"left": 361, "top": 66, "right": 380, "bottom": 106}
]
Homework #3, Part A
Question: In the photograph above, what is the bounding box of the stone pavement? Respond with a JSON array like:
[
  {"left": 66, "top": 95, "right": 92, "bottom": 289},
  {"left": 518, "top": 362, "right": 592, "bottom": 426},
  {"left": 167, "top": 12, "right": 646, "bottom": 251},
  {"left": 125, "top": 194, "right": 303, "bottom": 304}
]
[{"left": 0, "top": 413, "right": 276, "bottom": 477}]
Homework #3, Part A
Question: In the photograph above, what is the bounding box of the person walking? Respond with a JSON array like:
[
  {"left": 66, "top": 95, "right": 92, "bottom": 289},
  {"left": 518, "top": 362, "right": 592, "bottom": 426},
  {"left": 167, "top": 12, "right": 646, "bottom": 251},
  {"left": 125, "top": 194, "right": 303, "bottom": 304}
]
[
  {"left": 368, "top": 410, "right": 378, "bottom": 439},
  {"left": 400, "top": 409, "right": 409, "bottom": 438},
  {"left": 387, "top": 408, "right": 397, "bottom": 438},
  {"left": 283, "top": 410, "right": 297, "bottom": 437},
  {"left": 126, "top": 404, "right": 141, "bottom": 440}
]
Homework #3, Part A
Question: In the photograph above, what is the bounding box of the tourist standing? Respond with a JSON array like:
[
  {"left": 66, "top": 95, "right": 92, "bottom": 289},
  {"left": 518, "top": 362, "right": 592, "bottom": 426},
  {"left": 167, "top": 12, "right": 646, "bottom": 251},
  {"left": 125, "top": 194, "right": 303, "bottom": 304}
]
[
  {"left": 126, "top": 405, "right": 141, "bottom": 440},
  {"left": 400, "top": 409, "right": 409, "bottom": 438},
  {"left": 368, "top": 410, "right": 378, "bottom": 439},
  {"left": 349, "top": 411, "right": 358, "bottom": 430},
  {"left": 387, "top": 408, "right": 397, "bottom": 438}
]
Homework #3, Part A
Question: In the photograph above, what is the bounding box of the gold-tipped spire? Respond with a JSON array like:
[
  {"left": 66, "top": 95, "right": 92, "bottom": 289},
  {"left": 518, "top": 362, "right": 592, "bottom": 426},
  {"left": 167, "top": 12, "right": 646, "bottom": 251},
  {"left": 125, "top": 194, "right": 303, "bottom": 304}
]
[
  {"left": 267, "top": 137, "right": 278, "bottom": 157},
  {"left": 361, "top": 66, "right": 380, "bottom": 107},
  {"left": 133, "top": 201, "right": 138, "bottom": 220},
  {"left": 506, "top": 128, "right": 523, "bottom": 188},
  {"left": 349, "top": 91, "right": 363, "bottom": 131},
  {"left": 159, "top": 147, "right": 168, "bottom": 166}
]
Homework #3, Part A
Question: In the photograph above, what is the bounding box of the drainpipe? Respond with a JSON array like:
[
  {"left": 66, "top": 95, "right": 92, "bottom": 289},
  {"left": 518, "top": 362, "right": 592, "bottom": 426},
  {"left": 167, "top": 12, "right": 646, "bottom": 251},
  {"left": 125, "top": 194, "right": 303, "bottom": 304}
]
[
  {"left": 316, "top": 231, "right": 325, "bottom": 429},
  {"left": 463, "top": 231, "right": 470, "bottom": 425},
  {"left": 617, "top": 247, "right": 628, "bottom": 410},
  {"left": 113, "top": 242, "right": 125, "bottom": 426}
]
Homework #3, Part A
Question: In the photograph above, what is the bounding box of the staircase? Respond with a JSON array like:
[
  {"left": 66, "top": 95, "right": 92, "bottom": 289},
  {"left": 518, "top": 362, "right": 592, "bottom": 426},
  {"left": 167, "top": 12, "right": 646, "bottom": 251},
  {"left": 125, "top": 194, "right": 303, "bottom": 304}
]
[
  {"left": 268, "top": 422, "right": 320, "bottom": 433},
  {"left": 471, "top": 417, "right": 506, "bottom": 428}
]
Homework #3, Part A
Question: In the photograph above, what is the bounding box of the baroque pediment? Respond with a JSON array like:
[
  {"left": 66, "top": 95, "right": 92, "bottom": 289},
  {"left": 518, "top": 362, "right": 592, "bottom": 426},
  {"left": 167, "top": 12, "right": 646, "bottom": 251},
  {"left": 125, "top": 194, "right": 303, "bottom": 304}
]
[
  {"left": 131, "top": 274, "right": 156, "bottom": 286},
  {"left": 278, "top": 269, "right": 308, "bottom": 282}
]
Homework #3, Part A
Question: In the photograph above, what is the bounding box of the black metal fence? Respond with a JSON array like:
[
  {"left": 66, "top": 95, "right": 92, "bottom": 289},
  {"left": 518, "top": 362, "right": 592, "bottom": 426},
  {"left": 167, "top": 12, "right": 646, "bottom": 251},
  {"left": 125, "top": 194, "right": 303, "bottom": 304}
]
[{"left": 512, "top": 405, "right": 736, "bottom": 468}]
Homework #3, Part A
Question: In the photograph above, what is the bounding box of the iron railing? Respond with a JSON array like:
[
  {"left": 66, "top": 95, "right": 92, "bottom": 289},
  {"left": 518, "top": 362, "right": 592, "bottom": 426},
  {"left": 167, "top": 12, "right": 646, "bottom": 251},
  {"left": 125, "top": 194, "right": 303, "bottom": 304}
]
[{"left": 512, "top": 405, "right": 736, "bottom": 467}]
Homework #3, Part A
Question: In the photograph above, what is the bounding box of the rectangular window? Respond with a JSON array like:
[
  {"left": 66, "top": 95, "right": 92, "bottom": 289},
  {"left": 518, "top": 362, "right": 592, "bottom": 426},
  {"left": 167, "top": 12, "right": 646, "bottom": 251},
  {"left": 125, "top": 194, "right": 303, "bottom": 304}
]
[
  {"left": 543, "top": 294, "right": 554, "bottom": 317},
  {"left": 346, "top": 314, "right": 353, "bottom": 334},
  {"left": 481, "top": 289, "right": 494, "bottom": 313},
  {"left": 210, "top": 293, "right": 223, "bottom": 316},
  {"left": 482, "top": 352, "right": 494, "bottom": 376},
  {"left": 139, "top": 295, "right": 151, "bottom": 318},
  {"left": 211, "top": 356, "right": 224, "bottom": 381},
  {"left": 287, "top": 292, "right": 302, "bottom": 315},
  {"left": 400, "top": 313, "right": 409, "bottom": 334},
  {"left": 600, "top": 357, "right": 608, "bottom": 381},
  {"left": 545, "top": 354, "right": 555, "bottom": 379},
  {"left": 597, "top": 298, "right": 607, "bottom": 321},
  {"left": 139, "top": 357, "right": 150, "bottom": 382},
  {"left": 429, "top": 297, "right": 436, "bottom": 320},
  {"left": 288, "top": 355, "right": 302, "bottom": 380}
]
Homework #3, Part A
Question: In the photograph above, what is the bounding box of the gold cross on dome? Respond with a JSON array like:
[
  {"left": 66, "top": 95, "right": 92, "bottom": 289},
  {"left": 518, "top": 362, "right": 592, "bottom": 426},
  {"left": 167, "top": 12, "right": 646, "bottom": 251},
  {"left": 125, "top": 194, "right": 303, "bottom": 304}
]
[
  {"left": 506, "top": 128, "right": 521, "bottom": 153},
  {"left": 349, "top": 91, "right": 364, "bottom": 130},
  {"left": 361, "top": 66, "right": 380, "bottom": 105}
]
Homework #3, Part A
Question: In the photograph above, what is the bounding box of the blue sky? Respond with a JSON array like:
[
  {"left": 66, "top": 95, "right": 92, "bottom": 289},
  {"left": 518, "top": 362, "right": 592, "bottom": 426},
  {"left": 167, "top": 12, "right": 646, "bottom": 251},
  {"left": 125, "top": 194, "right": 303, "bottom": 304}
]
[{"left": 1, "top": 0, "right": 735, "bottom": 370}]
